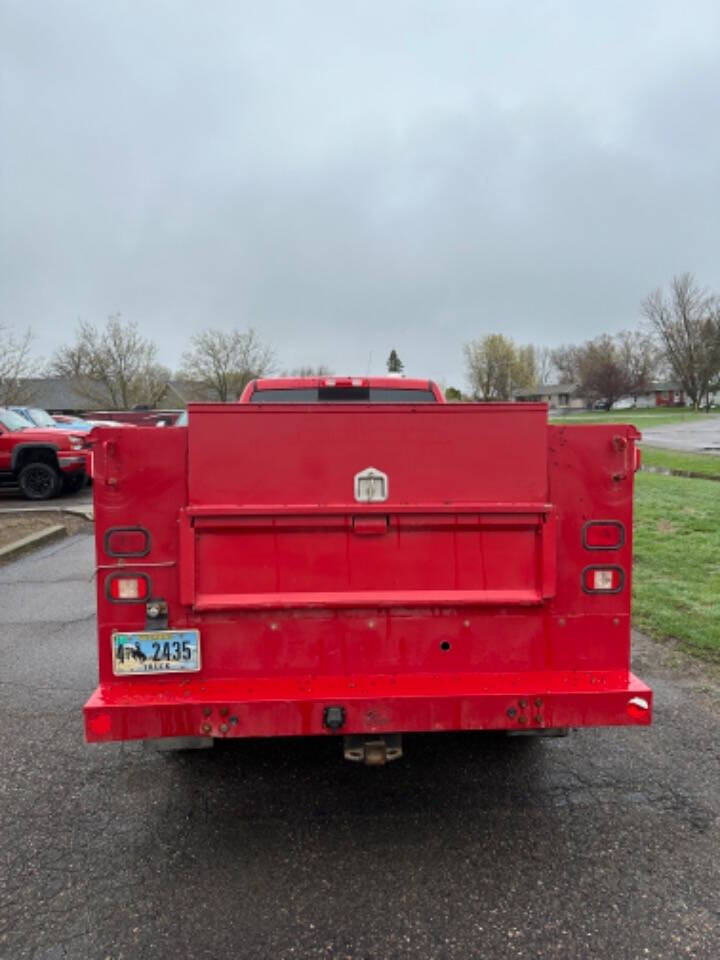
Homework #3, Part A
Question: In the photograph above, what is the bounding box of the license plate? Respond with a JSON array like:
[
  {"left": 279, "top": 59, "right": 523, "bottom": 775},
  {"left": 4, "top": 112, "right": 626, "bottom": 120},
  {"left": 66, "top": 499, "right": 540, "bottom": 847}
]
[{"left": 112, "top": 630, "right": 200, "bottom": 675}]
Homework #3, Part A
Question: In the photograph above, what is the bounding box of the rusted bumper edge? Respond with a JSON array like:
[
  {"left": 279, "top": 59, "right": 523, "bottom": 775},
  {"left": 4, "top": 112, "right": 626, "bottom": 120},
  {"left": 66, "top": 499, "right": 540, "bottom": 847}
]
[{"left": 84, "top": 671, "right": 652, "bottom": 742}]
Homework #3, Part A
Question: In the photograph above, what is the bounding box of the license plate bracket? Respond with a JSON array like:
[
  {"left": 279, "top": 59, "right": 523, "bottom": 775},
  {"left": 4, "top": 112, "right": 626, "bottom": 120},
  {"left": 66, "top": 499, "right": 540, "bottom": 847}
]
[{"left": 112, "top": 629, "right": 201, "bottom": 675}]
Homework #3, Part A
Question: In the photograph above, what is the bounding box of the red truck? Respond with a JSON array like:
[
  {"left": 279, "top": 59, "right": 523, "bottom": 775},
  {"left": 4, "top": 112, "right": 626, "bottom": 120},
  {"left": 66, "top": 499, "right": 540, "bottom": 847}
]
[
  {"left": 0, "top": 407, "right": 89, "bottom": 499},
  {"left": 84, "top": 376, "right": 651, "bottom": 762}
]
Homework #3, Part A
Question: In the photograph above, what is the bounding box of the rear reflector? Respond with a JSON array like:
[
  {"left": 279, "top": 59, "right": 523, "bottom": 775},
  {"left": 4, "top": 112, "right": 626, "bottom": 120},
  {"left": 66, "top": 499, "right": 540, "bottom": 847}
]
[
  {"left": 582, "top": 521, "right": 624, "bottom": 549},
  {"left": 106, "top": 573, "right": 150, "bottom": 602},
  {"left": 582, "top": 566, "right": 624, "bottom": 594},
  {"left": 105, "top": 526, "right": 150, "bottom": 557},
  {"left": 627, "top": 696, "right": 649, "bottom": 720}
]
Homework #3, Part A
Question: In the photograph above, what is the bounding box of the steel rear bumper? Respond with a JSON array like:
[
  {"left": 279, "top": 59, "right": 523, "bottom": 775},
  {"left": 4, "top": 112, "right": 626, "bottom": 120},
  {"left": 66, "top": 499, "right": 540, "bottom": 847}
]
[{"left": 84, "top": 670, "right": 652, "bottom": 742}]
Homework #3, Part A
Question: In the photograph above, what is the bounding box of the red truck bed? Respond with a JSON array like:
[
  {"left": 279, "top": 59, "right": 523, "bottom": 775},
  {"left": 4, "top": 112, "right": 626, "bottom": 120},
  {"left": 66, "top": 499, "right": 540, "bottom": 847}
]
[{"left": 85, "top": 402, "right": 651, "bottom": 747}]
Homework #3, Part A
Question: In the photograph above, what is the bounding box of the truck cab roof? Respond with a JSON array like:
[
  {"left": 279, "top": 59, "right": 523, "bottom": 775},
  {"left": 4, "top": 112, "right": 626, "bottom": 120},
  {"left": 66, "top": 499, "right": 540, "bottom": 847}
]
[{"left": 239, "top": 376, "right": 445, "bottom": 403}]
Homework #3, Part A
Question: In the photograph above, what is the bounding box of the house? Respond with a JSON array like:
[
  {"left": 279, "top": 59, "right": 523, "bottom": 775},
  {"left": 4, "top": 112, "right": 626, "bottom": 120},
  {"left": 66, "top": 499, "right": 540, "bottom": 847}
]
[
  {"left": 9, "top": 377, "right": 217, "bottom": 414},
  {"left": 12, "top": 377, "right": 114, "bottom": 413},
  {"left": 512, "top": 383, "right": 584, "bottom": 409},
  {"left": 640, "top": 381, "right": 686, "bottom": 407}
]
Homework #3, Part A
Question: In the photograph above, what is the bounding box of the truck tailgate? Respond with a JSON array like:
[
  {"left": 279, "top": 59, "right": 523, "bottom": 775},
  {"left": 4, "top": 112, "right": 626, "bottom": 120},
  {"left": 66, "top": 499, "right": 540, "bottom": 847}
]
[{"left": 182, "top": 403, "right": 554, "bottom": 611}]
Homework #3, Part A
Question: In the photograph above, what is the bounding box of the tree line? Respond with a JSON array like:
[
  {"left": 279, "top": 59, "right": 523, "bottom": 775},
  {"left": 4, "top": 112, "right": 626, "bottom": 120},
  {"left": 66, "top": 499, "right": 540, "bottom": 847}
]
[
  {"left": 460, "top": 273, "right": 720, "bottom": 409},
  {"left": 1, "top": 273, "right": 719, "bottom": 410}
]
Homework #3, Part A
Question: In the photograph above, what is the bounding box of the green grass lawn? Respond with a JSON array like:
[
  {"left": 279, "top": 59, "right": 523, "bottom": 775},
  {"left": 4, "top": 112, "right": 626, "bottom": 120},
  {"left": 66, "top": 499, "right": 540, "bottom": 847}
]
[
  {"left": 633, "top": 471, "right": 720, "bottom": 661},
  {"left": 551, "top": 408, "right": 720, "bottom": 428},
  {"left": 641, "top": 446, "right": 720, "bottom": 480}
]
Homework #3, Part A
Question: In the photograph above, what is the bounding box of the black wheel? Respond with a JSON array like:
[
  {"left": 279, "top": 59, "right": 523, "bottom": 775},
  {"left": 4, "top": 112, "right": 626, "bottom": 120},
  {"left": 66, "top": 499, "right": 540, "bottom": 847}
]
[
  {"left": 61, "top": 473, "right": 85, "bottom": 494},
  {"left": 17, "top": 462, "right": 62, "bottom": 501}
]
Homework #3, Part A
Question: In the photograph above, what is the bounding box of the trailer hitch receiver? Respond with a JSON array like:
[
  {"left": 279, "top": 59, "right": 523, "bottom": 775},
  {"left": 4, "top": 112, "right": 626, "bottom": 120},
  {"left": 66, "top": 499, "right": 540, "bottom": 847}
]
[{"left": 343, "top": 734, "right": 403, "bottom": 765}]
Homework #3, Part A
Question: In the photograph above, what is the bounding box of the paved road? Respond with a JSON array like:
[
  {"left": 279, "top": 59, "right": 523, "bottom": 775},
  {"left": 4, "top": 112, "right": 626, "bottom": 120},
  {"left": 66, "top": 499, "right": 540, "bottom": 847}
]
[
  {"left": 1, "top": 536, "right": 718, "bottom": 960},
  {"left": 641, "top": 417, "right": 720, "bottom": 453},
  {"left": 0, "top": 486, "right": 93, "bottom": 511}
]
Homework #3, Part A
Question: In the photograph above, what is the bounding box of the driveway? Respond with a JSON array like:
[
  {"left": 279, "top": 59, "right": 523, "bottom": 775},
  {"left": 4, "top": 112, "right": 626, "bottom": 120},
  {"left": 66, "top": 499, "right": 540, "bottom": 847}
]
[
  {"left": 641, "top": 417, "right": 720, "bottom": 453},
  {"left": 0, "top": 535, "right": 718, "bottom": 959}
]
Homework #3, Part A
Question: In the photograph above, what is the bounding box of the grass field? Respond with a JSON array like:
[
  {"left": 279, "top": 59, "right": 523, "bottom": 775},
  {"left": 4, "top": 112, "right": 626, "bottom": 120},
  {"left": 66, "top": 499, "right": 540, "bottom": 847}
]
[
  {"left": 633, "top": 471, "right": 720, "bottom": 661},
  {"left": 551, "top": 408, "right": 720, "bottom": 428},
  {"left": 641, "top": 446, "right": 720, "bottom": 480}
]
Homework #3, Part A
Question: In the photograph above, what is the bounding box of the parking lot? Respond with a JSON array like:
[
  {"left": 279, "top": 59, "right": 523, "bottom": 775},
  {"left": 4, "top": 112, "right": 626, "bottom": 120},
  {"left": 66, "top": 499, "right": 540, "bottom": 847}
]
[{"left": 0, "top": 533, "right": 718, "bottom": 960}]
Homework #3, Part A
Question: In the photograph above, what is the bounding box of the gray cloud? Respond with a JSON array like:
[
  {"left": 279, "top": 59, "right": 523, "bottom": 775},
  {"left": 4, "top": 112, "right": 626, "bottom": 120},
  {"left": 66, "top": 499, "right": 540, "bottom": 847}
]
[{"left": 2, "top": 0, "right": 719, "bottom": 387}]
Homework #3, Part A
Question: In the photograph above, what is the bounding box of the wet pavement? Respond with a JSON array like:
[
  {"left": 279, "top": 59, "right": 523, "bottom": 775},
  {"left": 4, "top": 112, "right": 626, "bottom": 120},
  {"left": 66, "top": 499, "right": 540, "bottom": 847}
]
[
  {"left": 0, "top": 535, "right": 718, "bottom": 959},
  {"left": 641, "top": 417, "right": 720, "bottom": 453}
]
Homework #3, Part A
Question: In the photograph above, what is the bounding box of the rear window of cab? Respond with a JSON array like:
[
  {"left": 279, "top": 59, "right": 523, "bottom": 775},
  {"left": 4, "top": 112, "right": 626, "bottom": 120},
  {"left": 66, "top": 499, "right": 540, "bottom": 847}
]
[{"left": 250, "top": 387, "right": 437, "bottom": 403}]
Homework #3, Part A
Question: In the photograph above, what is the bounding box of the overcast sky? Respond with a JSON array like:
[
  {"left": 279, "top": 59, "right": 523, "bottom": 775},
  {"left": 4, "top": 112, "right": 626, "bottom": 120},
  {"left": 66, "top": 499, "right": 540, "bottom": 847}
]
[{"left": 1, "top": 0, "right": 719, "bottom": 387}]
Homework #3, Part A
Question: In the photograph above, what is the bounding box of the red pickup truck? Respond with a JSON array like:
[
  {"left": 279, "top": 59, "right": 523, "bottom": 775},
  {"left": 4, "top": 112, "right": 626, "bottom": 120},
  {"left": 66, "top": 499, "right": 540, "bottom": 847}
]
[
  {"left": 0, "top": 407, "right": 89, "bottom": 499},
  {"left": 84, "top": 376, "right": 651, "bottom": 762}
]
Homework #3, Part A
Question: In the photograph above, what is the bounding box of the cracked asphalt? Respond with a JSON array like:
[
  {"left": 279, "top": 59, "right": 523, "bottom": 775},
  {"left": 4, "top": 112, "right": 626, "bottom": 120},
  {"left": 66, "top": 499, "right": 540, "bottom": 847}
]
[{"left": 1, "top": 534, "right": 718, "bottom": 960}]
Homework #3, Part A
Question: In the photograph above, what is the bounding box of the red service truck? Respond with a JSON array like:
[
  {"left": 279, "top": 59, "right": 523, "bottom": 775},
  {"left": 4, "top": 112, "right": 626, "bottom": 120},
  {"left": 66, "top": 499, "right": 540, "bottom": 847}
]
[{"left": 84, "top": 376, "right": 652, "bottom": 763}]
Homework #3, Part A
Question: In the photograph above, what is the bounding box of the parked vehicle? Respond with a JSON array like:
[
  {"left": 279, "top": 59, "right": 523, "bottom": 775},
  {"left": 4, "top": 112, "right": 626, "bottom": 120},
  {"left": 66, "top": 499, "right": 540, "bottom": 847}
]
[
  {"left": 10, "top": 406, "right": 89, "bottom": 431},
  {"left": 84, "top": 376, "right": 651, "bottom": 761},
  {"left": 0, "top": 407, "right": 89, "bottom": 499},
  {"left": 88, "top": 409, "right": 184, "bottom": 426}
]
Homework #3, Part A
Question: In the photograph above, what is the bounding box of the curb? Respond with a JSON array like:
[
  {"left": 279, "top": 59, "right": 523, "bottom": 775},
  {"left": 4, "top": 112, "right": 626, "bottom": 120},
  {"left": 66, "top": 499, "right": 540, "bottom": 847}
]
[{"left": 0, "top": 525, "right": 68, "bottom": 564}]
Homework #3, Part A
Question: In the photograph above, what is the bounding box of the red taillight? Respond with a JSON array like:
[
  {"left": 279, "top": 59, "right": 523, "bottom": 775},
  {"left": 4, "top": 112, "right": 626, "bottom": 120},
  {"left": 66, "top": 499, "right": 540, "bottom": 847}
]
[
  {"left": 583, "top": 566, "right": 623, "bottom": 593},
  {"left": 107, "top": 574, "right": 150, "bottom": 602},
  {"left": 583, "top": 521, "right": 624, "bottom": 549}
]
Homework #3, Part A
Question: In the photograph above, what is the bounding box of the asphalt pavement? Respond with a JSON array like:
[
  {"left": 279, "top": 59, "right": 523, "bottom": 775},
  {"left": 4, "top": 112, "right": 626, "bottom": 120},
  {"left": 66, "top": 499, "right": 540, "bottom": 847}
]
[
  {"left": 0, "top": 486, "right": 93, "bottom": 512},
  {"left": 0, "top": 535, "right": 718, "bottom": 960},
  {"left": 640, "top": 417, "right": 720, "bottom": 453}
]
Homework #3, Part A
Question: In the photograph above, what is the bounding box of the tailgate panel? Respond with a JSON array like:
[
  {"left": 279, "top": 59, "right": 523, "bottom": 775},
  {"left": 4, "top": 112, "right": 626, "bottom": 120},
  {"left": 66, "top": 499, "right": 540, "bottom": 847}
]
[{"left": 184, "top": 404, "right": 551, "bottom": 610}]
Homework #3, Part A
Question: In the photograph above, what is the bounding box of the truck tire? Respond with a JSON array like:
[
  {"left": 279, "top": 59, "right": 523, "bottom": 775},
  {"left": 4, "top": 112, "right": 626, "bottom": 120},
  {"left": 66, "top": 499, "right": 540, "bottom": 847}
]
[{"left": 17, "top": 462, "right": 62, "bottom": 500}]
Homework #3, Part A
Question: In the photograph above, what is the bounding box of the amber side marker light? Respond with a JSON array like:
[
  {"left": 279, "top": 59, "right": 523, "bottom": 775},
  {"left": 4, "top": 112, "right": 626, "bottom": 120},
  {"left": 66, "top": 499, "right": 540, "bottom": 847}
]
[{"left": 582, "top": 566, "right": 624, "bottom": 593}]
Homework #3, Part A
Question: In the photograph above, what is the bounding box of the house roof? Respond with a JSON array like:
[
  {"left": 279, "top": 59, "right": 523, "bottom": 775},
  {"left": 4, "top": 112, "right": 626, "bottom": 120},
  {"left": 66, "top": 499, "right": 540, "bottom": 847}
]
[
  {"left": 16, "top": 377, "right": 114, "bottom": 410},
  {"left": 513, "top": 383, "right": 577, "bottom": 398}
]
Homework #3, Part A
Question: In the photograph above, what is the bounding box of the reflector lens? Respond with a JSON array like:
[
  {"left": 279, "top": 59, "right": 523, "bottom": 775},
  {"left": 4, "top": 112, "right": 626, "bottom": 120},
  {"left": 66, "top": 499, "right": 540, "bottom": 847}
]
[
  {"left": 583, "top": 521, "right": 624, "bottom": 549},
  {"left": 627, "top": 696, "right": 649, "bottom": 720},
  {"left": 106, "top": 528, "right": 149, "bottom": 556}
]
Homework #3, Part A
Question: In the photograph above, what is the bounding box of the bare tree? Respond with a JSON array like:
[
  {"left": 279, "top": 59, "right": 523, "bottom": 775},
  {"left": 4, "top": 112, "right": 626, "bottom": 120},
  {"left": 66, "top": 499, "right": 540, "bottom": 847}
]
[
  {"left": 642, "top": 274, "right": 720, "bottom": 409},
  {"left": 180, "top": 328, "right": 275, "bottom": 402},
  {"left": 50, "top": 314, "right": 170, "bottom": 409},
  {"left": 550, "top": 344, "right": 581, "bottom": 384},
  {"left": 536, "top": 346, "right": 555, "bottom": 385},
  {"left": 285, "top": 365, "right": 332, "bottom": 377},
  {"left": 574, "top": 331, "right": 656, "bottom": 409},
  {"left": 0, "top": 325, "right": 39, "bottom": 404}
]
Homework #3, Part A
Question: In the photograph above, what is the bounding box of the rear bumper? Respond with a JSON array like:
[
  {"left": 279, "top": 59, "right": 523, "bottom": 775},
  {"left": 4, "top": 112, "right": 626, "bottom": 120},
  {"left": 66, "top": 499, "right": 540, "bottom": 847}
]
[{"left": 84, "top": 670, "right": 652, "bottom": 742}]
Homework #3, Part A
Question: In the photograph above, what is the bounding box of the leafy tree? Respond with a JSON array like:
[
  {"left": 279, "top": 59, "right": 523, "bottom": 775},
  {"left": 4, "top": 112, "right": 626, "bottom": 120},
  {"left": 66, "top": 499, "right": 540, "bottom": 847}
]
[
  {"left": 50, "top": 314, "right": 169, "bottom": 409},
  {"left": 0, "top": 324, "right": 38, "bottom": 404},
  {"left": 444, "top": 386, "right": 465, "bottom": 402},
  {"left": 642, "top": 274, "right": 720, "bottom": 409},
  {"left": 463, "top": 334, "right": 537, "bottom": 400},
  {"left": 180, "top": 327, "right": 275, "bottom": 401},
  {"left": 387, "top": 349, "right": 404, "bottom": 373}
]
